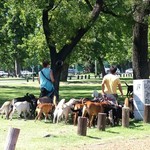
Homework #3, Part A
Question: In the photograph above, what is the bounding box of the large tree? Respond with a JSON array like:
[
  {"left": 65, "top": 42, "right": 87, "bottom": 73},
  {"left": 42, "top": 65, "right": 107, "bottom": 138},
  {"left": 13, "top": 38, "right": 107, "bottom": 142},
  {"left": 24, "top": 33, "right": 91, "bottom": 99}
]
[
  {"left": 132, "top": 0, "right": 150, "bottom": 79},
  {"left": 42, "top": 0, "right": 104, "bottom": 99}
]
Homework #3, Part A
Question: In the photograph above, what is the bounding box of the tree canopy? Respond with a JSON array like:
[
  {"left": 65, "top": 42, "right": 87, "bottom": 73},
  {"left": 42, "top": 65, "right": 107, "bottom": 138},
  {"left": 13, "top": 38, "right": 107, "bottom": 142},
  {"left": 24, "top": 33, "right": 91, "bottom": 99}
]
[{"left": 0, "top": 0, "right": 149, "bottom": 98}]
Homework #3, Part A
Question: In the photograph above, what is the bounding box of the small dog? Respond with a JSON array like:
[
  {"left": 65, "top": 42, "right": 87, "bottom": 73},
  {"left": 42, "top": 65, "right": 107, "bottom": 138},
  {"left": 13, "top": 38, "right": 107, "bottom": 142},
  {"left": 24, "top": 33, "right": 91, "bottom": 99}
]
[
  {"left": 53, "top": 99, "right": 66, "bottom": 123},
  {"left": 9, "top": 101, "right": 30, "bottom": 120},
  {"left": 0, "top": 100, "right": 13, "bottom": 119},
  {"left": 91, "top": 90, "right": 100, "bottom": 98},
  {"left": 35, "top": 103, "right": 55, "bottom": 122},
  {"left": 53, "top": 98, "right": 76, "bottom": 123},
  {"left": 124, "top": 82, "right": 133, "bottom": 96}
]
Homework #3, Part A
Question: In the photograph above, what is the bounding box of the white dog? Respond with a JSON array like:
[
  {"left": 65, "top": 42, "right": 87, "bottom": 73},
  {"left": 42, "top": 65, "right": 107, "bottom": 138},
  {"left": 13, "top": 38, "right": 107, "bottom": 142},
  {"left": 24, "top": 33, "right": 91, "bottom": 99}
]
[
  {"left": 53, "top": 98, "right": 76, "bottom": 123},
  {"left": 91, "top": 90, "right": 99, "bottom": 98},
  {"left": 10, "top": 101, "right": 30, "bottom": 120},
  {"left": 53, "top": 99, "right": 65, "bottom": 123},
  {"left": 0, "top": 100, "right": 13, "bottom": 119}
]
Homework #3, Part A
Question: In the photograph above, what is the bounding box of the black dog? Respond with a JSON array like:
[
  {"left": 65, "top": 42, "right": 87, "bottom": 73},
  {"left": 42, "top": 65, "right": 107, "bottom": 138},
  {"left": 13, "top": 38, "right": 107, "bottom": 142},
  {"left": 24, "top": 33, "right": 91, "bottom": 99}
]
[
  {"left": 124, "top": 82, "right": 133, "bottom": 96},
  {"left": 11, "top": 93, "right": 37, "bottom": 118}
]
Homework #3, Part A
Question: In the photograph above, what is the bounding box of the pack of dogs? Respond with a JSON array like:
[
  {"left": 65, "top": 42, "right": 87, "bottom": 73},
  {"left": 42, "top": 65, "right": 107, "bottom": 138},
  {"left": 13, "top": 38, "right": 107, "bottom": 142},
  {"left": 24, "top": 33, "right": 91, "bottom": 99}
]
[{"left": 0, "top": 89, "right": 134, "bottom": 128}]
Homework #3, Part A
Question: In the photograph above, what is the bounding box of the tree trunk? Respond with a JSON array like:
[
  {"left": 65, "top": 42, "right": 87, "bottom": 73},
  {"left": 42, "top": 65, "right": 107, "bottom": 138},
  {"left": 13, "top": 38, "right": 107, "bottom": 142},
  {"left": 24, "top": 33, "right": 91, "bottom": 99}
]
[
  {"left": 60, "top": 63, "right": 69, "bottom": 81},
  {"left": 42, "top": 0, "right": 104, "bottom": 101},
  {"left": 51, "top": 61, "right": 63, "bottom": 100},
  {"left": 98, "top": 56, "right": 106, "bottom": 77},
  {"left": 132, "top": 1, "right": 150, "bottom": 79},
  {"left": 15, "top": 59, "right": 21, "bottom": 77}
]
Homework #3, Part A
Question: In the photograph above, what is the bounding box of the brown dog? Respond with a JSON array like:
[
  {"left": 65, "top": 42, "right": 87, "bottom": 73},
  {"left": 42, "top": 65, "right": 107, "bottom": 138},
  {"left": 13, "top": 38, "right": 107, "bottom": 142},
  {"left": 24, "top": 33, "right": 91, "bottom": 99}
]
[
  {"left": 82, "top": 101, "right": 106, "bottom": 128},
  {"left": 35, "top": 103, "right": 55, "bottom": 122}
]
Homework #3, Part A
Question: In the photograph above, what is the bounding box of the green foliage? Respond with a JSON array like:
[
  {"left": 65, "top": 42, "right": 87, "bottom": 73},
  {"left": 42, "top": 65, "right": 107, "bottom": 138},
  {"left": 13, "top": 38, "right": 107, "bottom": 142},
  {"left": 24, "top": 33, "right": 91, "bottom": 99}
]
[
  {"left": 64, "top": 0, "right": 135, "bottom": 68},
  {"left": 0, "top": 0, "right": 149, "bottom": 73},
  {"left": 0, "top": 0, "right": 43, "bottom": 70}
]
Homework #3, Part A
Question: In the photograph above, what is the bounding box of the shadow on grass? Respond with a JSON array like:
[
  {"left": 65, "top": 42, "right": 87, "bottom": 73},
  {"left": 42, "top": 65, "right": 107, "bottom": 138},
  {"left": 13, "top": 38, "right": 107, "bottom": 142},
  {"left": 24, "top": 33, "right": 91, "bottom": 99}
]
[
  {"left": 129, "top": 120, "right": 143, "bottom": 129},
  {"left": 86, "top": 135, "right": 101, "bottom": 140},
  {"left": 105, "top": 130, "right": 120, "bottom": 134},
  {"left": 0, "top": 85, "right": 16, "bottom": 88}
]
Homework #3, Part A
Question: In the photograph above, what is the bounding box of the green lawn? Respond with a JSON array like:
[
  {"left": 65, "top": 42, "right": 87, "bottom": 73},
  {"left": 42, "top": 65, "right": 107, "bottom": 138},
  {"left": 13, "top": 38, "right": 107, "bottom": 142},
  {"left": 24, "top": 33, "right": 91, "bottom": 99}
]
[
  {"left": 0, "top": 75, "right": 132, "bottom": 103},
  {"left": 1, "top": 77, "right": 149, "bottom": 150}
]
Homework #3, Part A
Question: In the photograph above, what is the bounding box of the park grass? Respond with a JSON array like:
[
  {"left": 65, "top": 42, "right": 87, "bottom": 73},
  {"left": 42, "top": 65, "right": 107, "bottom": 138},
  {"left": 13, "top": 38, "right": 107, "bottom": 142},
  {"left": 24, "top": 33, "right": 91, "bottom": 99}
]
[
  {"left": 0, "top": 75, "right": 132, "bottom": 103},
  {"left": 1, "top": 77, "right": 149, "bottom": 150},
  {"left": 0, "top": 117, "right": 150, "bottom": 150}
]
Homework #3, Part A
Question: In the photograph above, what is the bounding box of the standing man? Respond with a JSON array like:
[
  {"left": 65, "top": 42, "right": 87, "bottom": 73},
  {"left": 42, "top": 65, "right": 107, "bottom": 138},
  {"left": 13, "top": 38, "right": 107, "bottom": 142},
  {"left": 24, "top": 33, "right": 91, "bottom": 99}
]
[
  {"left": 38, "top": 60, "right": 55, "bottom": 99},
  {"left": 101, "top": 66, "right": 123, "bottom": 105}
]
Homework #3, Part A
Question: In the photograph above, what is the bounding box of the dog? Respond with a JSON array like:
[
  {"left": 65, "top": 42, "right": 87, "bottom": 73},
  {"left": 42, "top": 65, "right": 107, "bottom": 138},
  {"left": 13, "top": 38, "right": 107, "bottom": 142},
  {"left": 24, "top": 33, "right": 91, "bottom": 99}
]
[
  {"left": 53, "top": 98, "right": 76, "bottom": 123},
  {"left": 37, "top": 95, "right": 57, "bottom": 107},
  {"left": 13, "top": 93, "right": 36, "bottom": 103},
  {"left": 35, "top": 103, "right": 55, "bottom": 122},
  {"left": 82, "top": 100, "right": 116, "bottom": 128},
  {"left": 124, "top": 82, "right": 133, "bottom": 96},
  {"left": 37, "top": 96, "right": 53, "bottom": 104},
  {"left": 91, "top": 90, "right": 102, "bottom": 98},
  {"left": 9, "top": 101, "right": 30, "bottom": 120},
  {"left": 124, "top": 96, "right": 134, "bottom": 119},
  {"left": 82, "top": 101, "right": 104, "bottom": 128},
  {"left": 107, "top": 97, "right": 134, "bottom": 126},
  {"left": 11, "top": 93, "right": 37, "bottom": 118},
  {"left": 53, "top": 99, "right": 66, "bottom": 123},
  {"left": 71, "top": 102, "right": 84, "bottom": 125},
  {"left": 0, "top": 100, "right": 13, "bottom": 119}
]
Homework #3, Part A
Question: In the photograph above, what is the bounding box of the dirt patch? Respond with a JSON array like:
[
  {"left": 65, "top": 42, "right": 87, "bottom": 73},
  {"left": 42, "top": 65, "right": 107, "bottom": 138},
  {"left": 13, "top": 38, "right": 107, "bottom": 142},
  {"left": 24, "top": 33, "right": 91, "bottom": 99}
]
[{"left": 77, "top": 135, "right": 150, "bottom": 150}]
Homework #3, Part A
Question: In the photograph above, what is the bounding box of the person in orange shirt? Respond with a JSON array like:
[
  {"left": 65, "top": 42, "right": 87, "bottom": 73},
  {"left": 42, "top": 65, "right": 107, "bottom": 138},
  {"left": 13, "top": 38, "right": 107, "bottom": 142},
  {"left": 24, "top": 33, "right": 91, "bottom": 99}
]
[{"left": 101, "top": 66, "right": 123, "bottom": 105}]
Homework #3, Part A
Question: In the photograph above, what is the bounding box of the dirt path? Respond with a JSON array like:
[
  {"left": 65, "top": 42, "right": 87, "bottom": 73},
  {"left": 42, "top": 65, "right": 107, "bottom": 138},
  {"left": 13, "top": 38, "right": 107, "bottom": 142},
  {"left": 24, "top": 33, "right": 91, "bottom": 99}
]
[{"left": 77, "top": 135, "right": 150, "bottom": 150}]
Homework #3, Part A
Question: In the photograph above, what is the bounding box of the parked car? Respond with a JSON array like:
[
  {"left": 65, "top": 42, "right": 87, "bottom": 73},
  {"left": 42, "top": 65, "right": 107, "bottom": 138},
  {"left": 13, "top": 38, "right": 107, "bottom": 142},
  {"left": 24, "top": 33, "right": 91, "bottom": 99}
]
[
  {"left": 105, "top": 68, "right": 121, "bottom": 75},
  {"left": 20, "top": 70, "right": 34, "bottom": 77},
  {"left": 68, "top": 69, "right": 75, "bottom": 74},
  {"left": 68, "top": 68, "right": 79, "bottom": 75},
  {"left": 0, "top": 71, "right": 8, "bottom": 77},
  {"left": 125, "top": 68, "right": 133, "bottom": 74}
]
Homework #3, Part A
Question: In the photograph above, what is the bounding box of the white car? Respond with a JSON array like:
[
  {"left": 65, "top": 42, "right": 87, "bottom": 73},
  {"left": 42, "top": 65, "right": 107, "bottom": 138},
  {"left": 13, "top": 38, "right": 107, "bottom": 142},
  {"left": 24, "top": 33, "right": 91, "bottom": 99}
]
[
  {"left": 68, "top": 68, "right": 79, "bottom": 75},
  {"left": 0, "top": 71, "right": 8, "bottom": 77},
  {"left": 105, "top": 68, "right": 121, "bottom": 75},
  {"left": 125, "top": 68, "right": 133, "bottom": 74},
  {"left": 21, "top": 70, "right": 33, "bottom": 77},
  {"left": 68, "top": 69, "right": 75, "bottom": 74}
]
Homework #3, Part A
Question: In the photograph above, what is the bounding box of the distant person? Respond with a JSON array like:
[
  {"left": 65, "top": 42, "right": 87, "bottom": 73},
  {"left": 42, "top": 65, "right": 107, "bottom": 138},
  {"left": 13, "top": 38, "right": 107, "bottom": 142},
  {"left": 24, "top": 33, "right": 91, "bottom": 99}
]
[
  {"left": 101, "top": 66, "right": 123, "bottom": 105},
  {"left": 38, "top": 60, "right": 55, "bottom": 99}
]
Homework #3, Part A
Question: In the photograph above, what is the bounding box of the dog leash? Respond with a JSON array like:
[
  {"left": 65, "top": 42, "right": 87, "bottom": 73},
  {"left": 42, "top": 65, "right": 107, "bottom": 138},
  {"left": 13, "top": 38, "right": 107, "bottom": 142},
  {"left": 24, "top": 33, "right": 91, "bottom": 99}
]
[{"left": 41, "top": 70, "right": 51, "bottom": 82}]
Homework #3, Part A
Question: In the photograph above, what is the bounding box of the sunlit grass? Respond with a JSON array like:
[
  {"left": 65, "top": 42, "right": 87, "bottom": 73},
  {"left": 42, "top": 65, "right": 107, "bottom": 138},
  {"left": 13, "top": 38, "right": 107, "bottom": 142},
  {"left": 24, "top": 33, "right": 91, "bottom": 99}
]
[{"left": 0, "top": 117, "right": 150, "bottom": 150}]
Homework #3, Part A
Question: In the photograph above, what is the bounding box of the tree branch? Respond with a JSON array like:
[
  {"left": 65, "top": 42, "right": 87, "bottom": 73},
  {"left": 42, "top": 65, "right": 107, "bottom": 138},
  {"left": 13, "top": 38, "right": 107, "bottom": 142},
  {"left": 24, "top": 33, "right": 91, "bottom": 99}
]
[
  {"left": 84, "top": 0, "right": 93, "bottom": 11},
  {"left": 101, "top": 2, "right": 120, "bottom": 17},
  {"left": 58, "top": 0, "right": 103, "bottom": 60}
]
